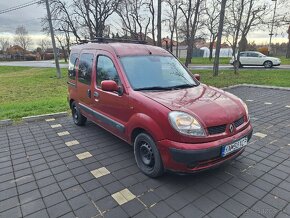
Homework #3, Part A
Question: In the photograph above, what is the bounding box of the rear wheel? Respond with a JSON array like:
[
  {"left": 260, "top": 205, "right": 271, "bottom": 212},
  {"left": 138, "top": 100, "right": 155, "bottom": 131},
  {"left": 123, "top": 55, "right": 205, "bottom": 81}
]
[
  {"left": 264, "top": 61, "right": 273, "bottom": 68},
  {"left": 134, "top": 133, "right": 164, "bottom": 177},
  {"left": 71, "top": 102, "right": 87, "bottom": 126}
]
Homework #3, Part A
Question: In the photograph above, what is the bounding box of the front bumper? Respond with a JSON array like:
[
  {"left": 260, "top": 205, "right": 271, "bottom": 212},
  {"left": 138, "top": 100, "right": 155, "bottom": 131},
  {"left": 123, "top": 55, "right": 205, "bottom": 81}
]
[{"left": 158, "top": 124, "right": 253, "bottom": 173}]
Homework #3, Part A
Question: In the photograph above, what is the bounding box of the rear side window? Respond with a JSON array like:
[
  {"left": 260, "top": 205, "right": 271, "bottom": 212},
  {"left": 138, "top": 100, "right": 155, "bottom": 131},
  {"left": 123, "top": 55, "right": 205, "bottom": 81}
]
[
  {"left": 240, "top": 53, "right": 246, "bottom": 57},
  {"left": 78, "top": 53, "right": 94, "bottom": 85},
  {"left": 68, "top": 53, "right": 78, "bottom": 80},
  {"left": 96, "top": 56, "right": 119, "bottom": 87},
  {"left": 248, "top": 53, "right": 259, "bottom": 57}
]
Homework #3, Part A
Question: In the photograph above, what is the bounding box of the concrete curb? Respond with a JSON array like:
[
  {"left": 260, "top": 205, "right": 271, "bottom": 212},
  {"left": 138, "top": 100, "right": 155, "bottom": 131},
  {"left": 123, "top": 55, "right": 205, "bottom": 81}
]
[
  {"left": 22, "top": 112, "right": 69, "bottom": 122},
  {"left": 222, "top": 84, "right": 290, "bottom": 91},
  {"left": 0, "top": 119, "right": 13, "bottom": 127}
]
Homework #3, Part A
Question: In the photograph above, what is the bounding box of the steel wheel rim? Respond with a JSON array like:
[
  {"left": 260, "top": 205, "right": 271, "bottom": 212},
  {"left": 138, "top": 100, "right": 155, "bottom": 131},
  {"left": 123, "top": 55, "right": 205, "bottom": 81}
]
[
  {"left": 73, "top": 106, "right": 78, "bottom": 120},
  {"left": 139, "top": 141, "right": 154, "bottom": 168}
]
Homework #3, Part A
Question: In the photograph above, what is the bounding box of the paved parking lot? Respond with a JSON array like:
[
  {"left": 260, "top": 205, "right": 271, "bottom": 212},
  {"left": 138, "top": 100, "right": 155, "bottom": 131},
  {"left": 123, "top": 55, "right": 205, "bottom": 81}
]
[{"left": 0, "top": 86, "right": 290, "bottom": 218}]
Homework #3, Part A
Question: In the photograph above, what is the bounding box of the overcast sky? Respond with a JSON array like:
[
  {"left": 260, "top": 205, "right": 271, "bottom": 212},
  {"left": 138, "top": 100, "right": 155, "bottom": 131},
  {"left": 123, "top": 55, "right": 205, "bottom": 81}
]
[{"left": 0, "top": 0, "right": 288, "bottom": 46}]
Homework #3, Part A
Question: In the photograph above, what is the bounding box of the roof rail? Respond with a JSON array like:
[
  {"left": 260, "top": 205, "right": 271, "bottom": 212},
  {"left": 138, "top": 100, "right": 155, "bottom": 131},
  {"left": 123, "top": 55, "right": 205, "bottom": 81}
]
[{"left": 77, "top": 37, "right": 147, "bottom": 45}]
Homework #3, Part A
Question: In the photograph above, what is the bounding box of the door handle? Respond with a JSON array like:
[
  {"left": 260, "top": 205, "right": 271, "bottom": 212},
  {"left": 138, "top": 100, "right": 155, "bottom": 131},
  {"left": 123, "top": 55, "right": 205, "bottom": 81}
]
[
  {"left": 87, "top": 89, "right": 91, "bottom": 98},
  {"left": 94, "top": 91, "right": 99, "bottom": 98}
]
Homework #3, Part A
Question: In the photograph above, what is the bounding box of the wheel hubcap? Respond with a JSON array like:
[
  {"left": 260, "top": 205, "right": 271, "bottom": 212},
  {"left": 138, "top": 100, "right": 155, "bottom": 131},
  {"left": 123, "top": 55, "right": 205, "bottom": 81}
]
[
  {"left": 139, "top": 142, "right": 154, "bottom": 167},
  {"left": 73, "top": 106, "right": 78, "bottom": 120}
]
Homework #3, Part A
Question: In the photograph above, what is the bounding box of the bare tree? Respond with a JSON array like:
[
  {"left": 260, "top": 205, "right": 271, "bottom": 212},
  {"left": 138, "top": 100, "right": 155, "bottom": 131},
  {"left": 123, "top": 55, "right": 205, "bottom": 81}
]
[
  {"left": 42, "top": 0, "right": 120, "bottom": 42},
  {"left": 179, "top": 0, "right": 203, "bottom": 67},
  {"left": 0, "top": 37, "right": 10, "bottom": 53},
  {"left": 38, "top": 38, "right": 51, "bottom": 60},
  {"left": 204, "top": 0, "right": 220, "bottom": 61},
  {"left": 213, "top": 0, "right": 227, "bottom": 76},
  {"left": 224, "top": 0, "right": 267, "bottom": 73},
  {"left": 14, "top": 26, "right": 31, "bottom": 50},
  {"left": 147, "top": 0, "right": 156, "bottom": 45},
  {"left": 164, "top": 0, "right": 183, "bottom": 53},
  {"left": 116, "top": 0, "right": 150, "bottom": 41}
]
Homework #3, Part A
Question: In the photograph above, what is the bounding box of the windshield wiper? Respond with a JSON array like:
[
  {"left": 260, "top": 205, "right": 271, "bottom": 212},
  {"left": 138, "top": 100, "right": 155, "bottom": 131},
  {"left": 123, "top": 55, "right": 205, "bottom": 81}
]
[
  {"left": 134, "top": 86, "right": 172, "bottom": 91},
  {"left": 169, "top": 84, "right": 197, "bottom": 89}
]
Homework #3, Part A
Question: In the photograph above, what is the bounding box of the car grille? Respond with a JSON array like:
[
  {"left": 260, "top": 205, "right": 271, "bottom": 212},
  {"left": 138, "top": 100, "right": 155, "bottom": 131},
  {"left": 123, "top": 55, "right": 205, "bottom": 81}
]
[
  {"left": 207, "top": 124, "right": 227, "bottom": 135},
  {"left": 234, "top": 117, "right": 244, "bottom": 128}
]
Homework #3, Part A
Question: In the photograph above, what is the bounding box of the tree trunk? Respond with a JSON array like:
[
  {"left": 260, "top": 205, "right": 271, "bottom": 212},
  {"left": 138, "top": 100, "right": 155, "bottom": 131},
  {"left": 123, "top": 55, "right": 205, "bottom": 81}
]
[
  {"left": 185, "top": 0, "right": 201, "bottom": 67},
  {"left": 209, "top": 41, "right": 214, "bottom": 61},
  {"left": 157, "top": 0, "right": 162, "bottom": 47},
  {"left": 213, "top": 0, "right": 227, "bottom": 76},
  {"left": 239, "top": 36, "right": 248, "bottom": 52},
  {"left": 286, "top": 41, "right": 290, "bottom": 58},
  {"left": 175, "top": 22, "right": 179, "bottom": 57}
]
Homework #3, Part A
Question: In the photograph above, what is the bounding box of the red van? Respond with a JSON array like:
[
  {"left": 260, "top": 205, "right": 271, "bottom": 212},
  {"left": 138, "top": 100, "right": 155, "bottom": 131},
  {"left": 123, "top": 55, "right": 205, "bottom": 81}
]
[{"left": 68, "top": 38, "right": 253, "bottom": 177}]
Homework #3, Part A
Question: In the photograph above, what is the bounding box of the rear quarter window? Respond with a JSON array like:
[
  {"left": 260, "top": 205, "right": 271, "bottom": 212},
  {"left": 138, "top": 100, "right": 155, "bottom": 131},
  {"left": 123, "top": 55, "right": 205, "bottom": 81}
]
[{"left": 68, "top": 53, "right": 78, "bottom": 80}]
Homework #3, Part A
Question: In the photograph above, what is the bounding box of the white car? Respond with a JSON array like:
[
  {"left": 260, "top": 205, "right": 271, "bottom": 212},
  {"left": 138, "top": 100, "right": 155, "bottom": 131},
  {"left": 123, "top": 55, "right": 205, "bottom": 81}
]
[{"left": 230, "top": 51, "right": 281, "bottom": 68}]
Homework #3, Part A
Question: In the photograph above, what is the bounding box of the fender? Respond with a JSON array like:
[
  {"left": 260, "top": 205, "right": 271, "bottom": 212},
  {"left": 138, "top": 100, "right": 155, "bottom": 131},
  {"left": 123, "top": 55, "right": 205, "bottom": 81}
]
[{"left": 126, "top": 113, "right": 166, "bottom": 144}]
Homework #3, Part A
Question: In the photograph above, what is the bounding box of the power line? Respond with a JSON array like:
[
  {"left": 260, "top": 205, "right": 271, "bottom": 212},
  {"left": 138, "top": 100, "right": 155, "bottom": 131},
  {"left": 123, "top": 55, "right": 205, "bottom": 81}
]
[{"left": 0, "top": 0, "right": 42, "bottom": 15}]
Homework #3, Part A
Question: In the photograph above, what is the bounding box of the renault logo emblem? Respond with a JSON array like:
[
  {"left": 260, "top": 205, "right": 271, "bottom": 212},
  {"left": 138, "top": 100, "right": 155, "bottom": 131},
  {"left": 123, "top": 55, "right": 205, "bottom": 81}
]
[{"left": 229, "top": 124, "right": 234, "bottom": 133}]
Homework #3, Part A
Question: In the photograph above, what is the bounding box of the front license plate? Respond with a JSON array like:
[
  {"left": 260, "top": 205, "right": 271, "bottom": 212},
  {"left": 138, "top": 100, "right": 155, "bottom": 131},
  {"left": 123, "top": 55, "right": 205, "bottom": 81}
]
[{"left": 221, "top": 137, "right": 248, "bottom": 157}]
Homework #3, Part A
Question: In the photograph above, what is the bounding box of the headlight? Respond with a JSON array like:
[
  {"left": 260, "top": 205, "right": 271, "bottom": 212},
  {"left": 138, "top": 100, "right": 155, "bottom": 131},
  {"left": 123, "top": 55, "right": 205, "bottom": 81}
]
[{"left": 168, "top": 111, "right": 205, "bottom": 136}]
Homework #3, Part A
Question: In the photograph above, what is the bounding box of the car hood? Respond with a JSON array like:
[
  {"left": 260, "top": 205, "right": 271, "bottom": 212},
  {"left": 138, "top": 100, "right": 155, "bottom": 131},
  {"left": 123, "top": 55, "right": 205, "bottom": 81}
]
[{"left": 140, "top": 84, "right": 245, "bottom": 127}]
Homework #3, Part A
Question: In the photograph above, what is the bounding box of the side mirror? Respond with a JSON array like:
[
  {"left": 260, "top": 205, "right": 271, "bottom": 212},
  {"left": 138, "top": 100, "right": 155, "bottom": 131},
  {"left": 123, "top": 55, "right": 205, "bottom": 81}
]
[
  {"left": 101, "top": 80, "right": 119, "bottom": 92},
  {"left": 194, "top": 74, "right": 201, "bottom": 81}
]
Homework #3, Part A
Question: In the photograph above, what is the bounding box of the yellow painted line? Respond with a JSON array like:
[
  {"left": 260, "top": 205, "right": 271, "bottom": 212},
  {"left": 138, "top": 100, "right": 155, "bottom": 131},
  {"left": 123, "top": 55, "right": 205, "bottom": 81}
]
[
  {"left": 51, "top": 124, "right": 62, "bottom": 128},
  {"left": 91, "top": 167, "right": 110, "bottom": 178},
  {"left": 57, "top": 131, "right": 70, "bottom": 136},
  {"left": 65, "top": 140, "right": 79, "bottom": 147},
  {"left": 76, "top": 152, "right": 92, "bottom": 160},
  {"left": 45, "top": 118, "right": 55, "bottom": 122},
  {"left": 111, "top": 188, "right": 136, "bottom": 205},
  {"left": 253, "top": 132, "right": 267, "bottom": 138}
]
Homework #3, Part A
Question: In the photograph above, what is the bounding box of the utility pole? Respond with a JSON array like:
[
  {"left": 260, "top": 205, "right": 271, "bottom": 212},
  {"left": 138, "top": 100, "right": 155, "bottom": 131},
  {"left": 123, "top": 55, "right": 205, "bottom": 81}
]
[
  {"left": 213, "top": 0, "right": 227, "bottom": 76},
  {"left": 157, "top": 0, "right": 162, "bottom": 47},
  {"left": 45, "top": 0, "right": 61, "bottom": 78},
  {"left": 268, "top": 0, "right": 278, "bottom": 55}
]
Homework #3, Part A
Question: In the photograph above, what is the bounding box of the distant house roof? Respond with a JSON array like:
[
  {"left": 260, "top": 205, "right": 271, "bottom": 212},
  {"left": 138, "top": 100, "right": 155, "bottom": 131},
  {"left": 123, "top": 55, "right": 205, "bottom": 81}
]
[{"left": 6, "top": 45, "right": 25, "bottom": 54}]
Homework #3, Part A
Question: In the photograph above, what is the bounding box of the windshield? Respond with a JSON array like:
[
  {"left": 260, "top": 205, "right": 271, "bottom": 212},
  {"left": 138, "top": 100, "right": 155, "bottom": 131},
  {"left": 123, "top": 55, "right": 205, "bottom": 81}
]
[{"left": 120, "top": 55, "right": 198, "bottom": 91}]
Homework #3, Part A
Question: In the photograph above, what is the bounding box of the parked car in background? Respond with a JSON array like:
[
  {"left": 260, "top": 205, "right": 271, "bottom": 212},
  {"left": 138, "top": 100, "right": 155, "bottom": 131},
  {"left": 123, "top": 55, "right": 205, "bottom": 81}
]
[
  {"left": 230, "top": 51, "right": 281, "bottom": 68},
  {"left": 68, "top": 38, "right": 253, "bottom": 177}
]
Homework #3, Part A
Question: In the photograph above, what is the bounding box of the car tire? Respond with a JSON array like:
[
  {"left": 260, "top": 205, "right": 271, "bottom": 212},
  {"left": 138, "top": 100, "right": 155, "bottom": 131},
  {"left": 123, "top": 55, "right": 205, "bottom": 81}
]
[
  {"left": 71, "top": 101, "right": 87, "bottom": 126},
  {"left": 134, "top": 133, "right": 164, "bottom": 177},
  {"left": 264, "top": 61, "right": 273, "bottom": 68}
]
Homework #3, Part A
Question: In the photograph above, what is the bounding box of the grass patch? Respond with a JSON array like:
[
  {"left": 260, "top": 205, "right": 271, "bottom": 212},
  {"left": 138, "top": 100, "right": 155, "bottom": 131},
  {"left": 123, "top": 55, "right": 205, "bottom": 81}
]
[
  {"left": 194, "top": 69, "right": 290, "bottom": 88},
  {"left": 0, "top": 66, "right": 289, "bottom": 121},
  {"left": 179, "top": 57, "right": 230, "bottom": 65},
  {"left": 0, "top": 66, "right": 68, "bottom": 120}
]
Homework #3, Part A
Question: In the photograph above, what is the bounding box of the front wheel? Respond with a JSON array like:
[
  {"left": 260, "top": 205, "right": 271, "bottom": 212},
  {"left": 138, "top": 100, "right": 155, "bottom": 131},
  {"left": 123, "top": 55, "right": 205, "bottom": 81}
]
[
  {"left": 71, "top": 102, "right": 87, "bottom": 126},
  {"left": 264, "top": 61, "right": 273, "bottom": 68},
  {"left": 134, "top": 133, "right": 164, "bottom": 177}
]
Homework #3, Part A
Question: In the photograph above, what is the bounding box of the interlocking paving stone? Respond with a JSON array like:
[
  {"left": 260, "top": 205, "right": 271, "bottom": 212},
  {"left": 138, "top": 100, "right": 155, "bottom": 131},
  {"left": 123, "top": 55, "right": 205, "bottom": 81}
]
[
  {"left": 50, "top": 124, "right": 62, "bottom": 128},
  {"left": 1, "top": 86, "right": 290, "bottom": 217},
  {"left": 57, "top": 131, "right": 70, "bottom": 136},
  {"left": 253, "top": 132, "right": 267, "bottom": 138},
  {"left": 76, "top": 151, "right": 93, "bottom": 160},
  {"left": 91, "top": 167, "right": 110, "bottom": 178},
  {"left": 65, "top": 140, "right": 80, "bottom": 147},
  {"left": 111, "top": 188, "right": 136, "bottom": 205},
  {"left": 45, "top": 118, "right": 55, "bottom": 122}
]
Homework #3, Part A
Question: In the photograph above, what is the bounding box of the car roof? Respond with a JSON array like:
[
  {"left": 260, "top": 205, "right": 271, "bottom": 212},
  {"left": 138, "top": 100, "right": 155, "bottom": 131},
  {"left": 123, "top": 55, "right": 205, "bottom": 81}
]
[{"left": 70, "top": 42, "right": 170, "bottom": 57}]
